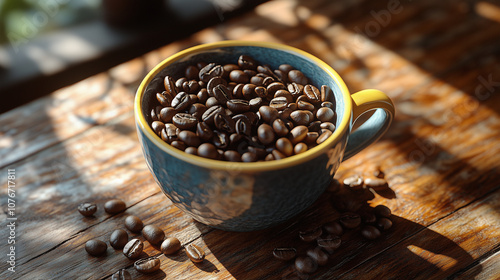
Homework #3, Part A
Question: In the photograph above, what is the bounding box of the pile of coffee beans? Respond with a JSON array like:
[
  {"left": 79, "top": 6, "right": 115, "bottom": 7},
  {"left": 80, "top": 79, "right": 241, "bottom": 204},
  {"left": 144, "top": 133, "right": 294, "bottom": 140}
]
[
  {"left": 77, "top": 198, "right": 205, "bottom": 278},
  {"left": 149, "top": 55, "right": 337, "bottom": 162},
  {"left": 274, "top": 169, "right": 394, "bottom": 277}
]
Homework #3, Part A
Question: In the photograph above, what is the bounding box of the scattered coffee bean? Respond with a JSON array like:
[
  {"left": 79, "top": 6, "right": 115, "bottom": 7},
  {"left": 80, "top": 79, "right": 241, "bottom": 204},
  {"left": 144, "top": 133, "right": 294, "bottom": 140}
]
[
  {"left": 299, "top": 227, "right": 323, "bottom": 242},
  {"left": 186, "top": 244, "right": 205, "bottom": 263},
  {"left": 339, "top": 212, "right": 362, "bottom": 229},
  {"left": 123, "top": 239, "right": 144, "bottom": 259},
  {"left": 125, "top": 215, "right": 144, "bottom": 233},
  {"left": 273, "top": 248, "right": 297, "bottom": 261},
  {"left": 376, "top": 217, "right": 393, "bottom": 230},
  {"left": 78, "top": 202, "right": 97, "bottom": 217},
  {"left": 361, "top": 225, "right": 381, "bottom": 240},
  {"left": 294, "top": 255, "right": 318, "bottom": 274},
  {"left": 306, "top": 247, "right": 329, "bottom": 266},
  {"left": 104, "top": 199, "right": 126, "bottom": 214},
  {"left": 134, "top": 256, "right": 161, "bottom": 274},
  {"left": 161, "top": 237, "right": 182, "bottom": 255},
  {"left": 111, "top": 269, "right": 132, "bottom": 280},
  {"left": 142, "top": 225, "right": 165, "bottom": 245},
  {"left": 317, "top": 234, "right": 341, "bottom": 253},
  {"left": 374, "top": 205, "right": 392, "bottom": 218},
  {"left": 323, "top": 221, "right": 343, "bottom": 236},
  {"left": 110, "top": 229, "right": 129, "bottom": 250},
  {"left": 85, "top": 239, "right": 107, "bottom": 256}
]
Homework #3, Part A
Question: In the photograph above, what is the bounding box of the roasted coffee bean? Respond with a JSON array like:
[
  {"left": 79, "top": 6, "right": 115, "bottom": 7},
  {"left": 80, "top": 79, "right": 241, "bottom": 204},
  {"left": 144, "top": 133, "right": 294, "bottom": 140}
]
[
  {"left": 223, "top": 64, "right": 240, "bottom": 78},
  {"left": 185, "top": 65, "right": 199, "bottom": 80},
  {"left": 294, "top": 142, "right": 308, "bottom": 154},
  {"left": 214, "top": 113, "right": 236, "bottom": 133},
  {"left": 164, "top": 76, "right": 177, "bottom": 95},
  {"left": 316, "top": 130, "right": 332, "bottom": 144},
  {"left": 229, "top": 70, "right": 250, "bottom": 83},
  {"left": 254, "top": 86, "right": 268, "bottom": 99},
  {"left": 270, "top": 96, "right": 288, "bottom": 110},
  {"left": 267, "top": 82, "right": 286, "bottom": 96},
  {"left": 376, "top": 217, "right": 393, "bottom": 230},
  {"left": 296, "top": 95, "right": 309, "bottom": 104},
  {"left": 279, "top": 64, "right": 294, "bottom": 74},
  {"left": 360, "top": 211, "right": 377, "bottom": 224},
  {"left": 250, "top": 76, "right": 264, "bottom": 86},
  {"left": 197, "top": 88, "right": 209, "bottom": 104},
  {"left": 78, "top": 202, "right": 97, "bottom": 217},
  {"left": 110, "top": 229, "right": 129, "bottom": 249},
  {"left": 213, "top": 130, "right": 229, "bottom": 149},
  {"left": 232, "top": 83, "right": 245, "bottom": 99},
  {"left": 178, "top": 130, "right": 201, "bottom": 147},
  {"left": 125, "top": 215, "right": 144, "bottom": 233},
  {"left": 304, "top": 132, "right": 319, "bottom": 145},
  {"left": 159, "top": 107, "right": 177, "bottom": 123},
  {"left": 185, "top": 147, "right": 198, "bottom": 155},
  {"left": 272, "top": 149, "right": 286, "bottom": 160},
  {"left": 361, "top": 225, "right": 381, "bottom": 240},
  {"left": 156, "top": 92, "right": 172, "bottom": 107},
  {"left": 265, "top": 153, "right": 275, "bottom": 161},
  {"left": 259, "top": 106, "right": 279, "bottom": 123},
  {"left": 151, "top": 121, "right": 165, "bottom": 136},
  {"left": 257, "top": 124, "right": 275, "bottom": 145},
  {"left": 242, "top": 84, "right": 257, "bottom": 99},
  {"left": 135, "top": 256, "right": 161, "bottom": 274},
  {"left": 198, "top": 143, "right": 218, "bottom": 159},
  {"left": 273, "top": 247, "right": 297, "bottom": 261},
  {"left": 365, "top": 177, "right": 388, "bottom": 190},
  {"left": 288, "top": 70, "right": 308, "bottom": 85},
  {"left": 162, "top": 123, "right": 179, "bottom": 143},
  {"left": 238, "top": 55, "right": 257, "bottom": 70},
  {"left": 343, "top": 174, "right": 364, "bottom": 190},
  {"left": 295, "top": 256, "right": 318, "bottom": 274},
  {"left": 199, "top": 63, "right": 224, "bottom": 82},
  {"left": 224, "top": 150, "right": 242, "bottom": 162},
  {"left": 304, "top": 85, "right": 320, "bottom": 102},
  {"left": 276, "top": 138, "right": 293, "bottom": 156},
  {"left": 161, "top": 237, "right": 182, "bottom": 255},
  {"left": 207, "top": 77, "right": 227, "bottom": 95},
  {"left": 248, "top": 146, "right": 267, "bottom": 158},
  {"left": 175, "top": 77, "right": 187, "bottom": 91},
  {"left": 316, "top": 107, "right": 335, "bottom": 122},
  {"left": 172, "top": 113, "right": 198, "bottom": 130},
  {"left": 374, "top": 205, "right": 391, "bottom": 218},
  {"left": 151, "top": 106, "right": 162, "bottom": 122},
  {"left": 323, "top": 221, "right": 343, "bottom": 236},
  {"left": 317, "top": 235, "right": 341, "bottom": 253},
  {"left": 104, "top": 199, "right": 126, "bottom": 214},
  {"left": 186, "top": 244, "right": 205, "bottom": 263},
  {"left": 320, "top": 122, "right": 335, "bottom": 131},
  {"left": 85, "top": 239, "right": 107, "bottom": 256},
  {"left": 235, "top": 118, "right": 251, "bottom": 136},
  {"left": 288, "top": 83, "right": 304, "bottom": 97},
  {"left": 290, "top": 110, "right": 311, "bottom": 126},
  {"left": 241, "top": 151, "right": 258, "bottom": 162},
  {"left": 339, "top": 212, "right": 362, "bottom": 229},
  {"left": 227, "top": 99, "right": 250, "bottom": 113},
  {"left": 188, "top": 103, "right": 207, "bottom": 120},
  {"left": 184, "top": 80, "right": 200, "bottom": 94},
  {"left": 289, "top": 126, "right": 308, "bottom": 144},
  {"left": 249, "top": 97, "right": 263, "bottom": 110},
  {"left": 272, "top": 119, "right": 289, "bottom": 137},
  {"left": 299, "top": 227, "right": 322, "bottom": 242},
  {"left": 195, "top": 122, "right": 213, "bottom": 142},
  {"left": 202, "top": 105, "right": 224, "bottom": 125},
  {"left": 142, "top": 225, "right": 165, "bottom": 245},
  {"left": 111, "top": 269, "right": 131, "bottom": 280},
  {"left": 205, "top": 96, "right": 220, "bottom": 107},
  {"left": 307, "top": 247, "right": 329, "bottom": 266},
  {"left": 171, "top": 92, "right": 191, "bottom": 111},
  {"left": 213, "top": 84, "right": 232, "bottom": 103},
  {"left": 171, "top": 140, "right": 187, "bottom": 150},
  {"left": 297, "top": 100, "right": 315, "bottom": 111},
  {"left": 321, "top": 101, "right": 335, "bottom": 110},
  {"left": 320, "top": 85, "right": 334, "bottom": 102}
]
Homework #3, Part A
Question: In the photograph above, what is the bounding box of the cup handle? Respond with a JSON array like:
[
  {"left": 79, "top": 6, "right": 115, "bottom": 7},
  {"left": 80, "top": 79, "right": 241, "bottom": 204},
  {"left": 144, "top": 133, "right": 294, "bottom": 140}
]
[{"left": 343, "top": 89, "right": 395, "bottom": 161}]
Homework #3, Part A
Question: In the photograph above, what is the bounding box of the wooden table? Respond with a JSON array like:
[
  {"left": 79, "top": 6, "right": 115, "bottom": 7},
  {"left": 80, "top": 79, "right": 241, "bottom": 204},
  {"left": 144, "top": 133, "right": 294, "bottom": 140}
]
[{"left": 1, "top": 0, "right": 499, "bottom": 279}]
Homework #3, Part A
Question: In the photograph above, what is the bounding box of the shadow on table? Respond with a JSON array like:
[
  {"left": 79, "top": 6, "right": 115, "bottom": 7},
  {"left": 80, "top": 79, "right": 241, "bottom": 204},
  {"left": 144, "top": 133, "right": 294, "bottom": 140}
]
[{"left": 195, "top": 188, "right": 480, "bottom": 280}]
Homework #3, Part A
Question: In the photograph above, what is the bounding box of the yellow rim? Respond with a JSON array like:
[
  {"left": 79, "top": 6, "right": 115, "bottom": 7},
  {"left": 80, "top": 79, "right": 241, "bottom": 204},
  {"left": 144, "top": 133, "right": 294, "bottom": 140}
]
[{"left": 135, "top": 40, "right": 352, "bottom": 172}]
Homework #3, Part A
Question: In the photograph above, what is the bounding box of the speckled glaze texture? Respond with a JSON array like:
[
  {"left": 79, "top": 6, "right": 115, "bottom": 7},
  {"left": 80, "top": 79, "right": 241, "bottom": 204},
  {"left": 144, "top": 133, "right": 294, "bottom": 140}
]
[{"left": 135, "top": 42, "right": 391, "bottom": 231}]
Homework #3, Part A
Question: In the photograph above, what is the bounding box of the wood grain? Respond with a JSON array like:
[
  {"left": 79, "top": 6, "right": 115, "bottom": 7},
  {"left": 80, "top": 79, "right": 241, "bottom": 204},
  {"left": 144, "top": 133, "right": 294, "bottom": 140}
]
[{"left": 1, "top": 0, "right": 500, "bottom": 279}]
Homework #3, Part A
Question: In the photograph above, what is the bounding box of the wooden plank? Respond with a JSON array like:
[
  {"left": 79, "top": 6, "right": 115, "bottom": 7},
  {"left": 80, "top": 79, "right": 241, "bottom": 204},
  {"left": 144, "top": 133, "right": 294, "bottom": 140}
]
[{"left": 454, "top": 250, "right": 500, "bottom": 280}]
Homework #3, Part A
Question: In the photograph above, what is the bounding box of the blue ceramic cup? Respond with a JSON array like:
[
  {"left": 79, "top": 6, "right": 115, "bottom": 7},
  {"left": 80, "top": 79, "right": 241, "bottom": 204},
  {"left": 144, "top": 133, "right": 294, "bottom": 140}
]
[{"left": 135, "top": 41, "right": 395, "bottom": 231}]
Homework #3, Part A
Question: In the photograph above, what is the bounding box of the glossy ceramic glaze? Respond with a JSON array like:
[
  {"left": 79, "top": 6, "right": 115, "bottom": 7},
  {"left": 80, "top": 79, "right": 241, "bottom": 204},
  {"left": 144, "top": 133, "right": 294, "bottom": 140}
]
[{"left": 135, "top": 41, "right": 394, "bottom": 231}]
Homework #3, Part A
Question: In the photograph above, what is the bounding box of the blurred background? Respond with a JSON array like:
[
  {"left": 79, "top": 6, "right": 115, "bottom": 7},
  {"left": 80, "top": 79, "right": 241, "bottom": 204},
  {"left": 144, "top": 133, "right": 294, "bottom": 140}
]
[{"left": 0, "top": 0, "right": 267, "bottom": 113}]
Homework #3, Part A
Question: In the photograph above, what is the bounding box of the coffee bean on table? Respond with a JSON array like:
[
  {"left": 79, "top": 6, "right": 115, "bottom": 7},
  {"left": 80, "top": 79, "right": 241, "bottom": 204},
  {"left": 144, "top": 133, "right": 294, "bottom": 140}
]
[
  {"left": 123, "top": 239, "right": 144, "bottom": 259},
  {"left": 110, "top": 229, "right": 129, "bottom": 249},
  {"left": 78, "top": 202, "right": 97, "bottom": 217},
  {"left": 272, "top": 248, "right": 297, "bottom": 261},
  {"left": 111, "top": 269, "right": 132, "bottom": 280},
  {"left": 125, "top": 215, "right": 144, "bottom": 233},
  {"left": 299, "top": 227, "right": 322, "bottom": 242},
  {"left": 85, "top": 239, "right": 107, "bottom": 256},
  {"left": 374, "top": 205, "right": 392, "bottom": 218},
  {"left": 376, "top": 217, "right": 393, "bottom": 230},
  {"left": 317, "top": 234, "right": 341, "bottom": 253},
  {"left": 306, "top": 247, "right": 329, "bottom": 266},
  {"left": 134, "top": 256, "right": 161, "bottom": 273},
  {"left": 104, "top": 199, "right": 126, "bottom": 214},
  {"left": 295, "top": 255, "right": 318, "bottom": 274},
  {"left": 142, "top": 225, "right": 165, "bottom": 245},
  {"left": 161, "top": 237, "right": 182, "bottom": 255},
  {"left": 186, "top": 244, "right": 205, "bottom": 263},
  {"left": 361, "top": 225, "right": 381, "bottom": 240},
  {"left": 339, "top": 212, "right": 362, "bottom": 229},
  {"left": 323, "top": 221, "right": 343, "bottom": 236}
]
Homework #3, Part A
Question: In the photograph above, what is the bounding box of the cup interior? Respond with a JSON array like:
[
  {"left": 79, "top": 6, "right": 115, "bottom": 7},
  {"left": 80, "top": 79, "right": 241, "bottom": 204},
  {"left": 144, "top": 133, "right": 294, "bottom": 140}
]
[{"left": 138, "top": 42, "right": 351, "bottom": 170}]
